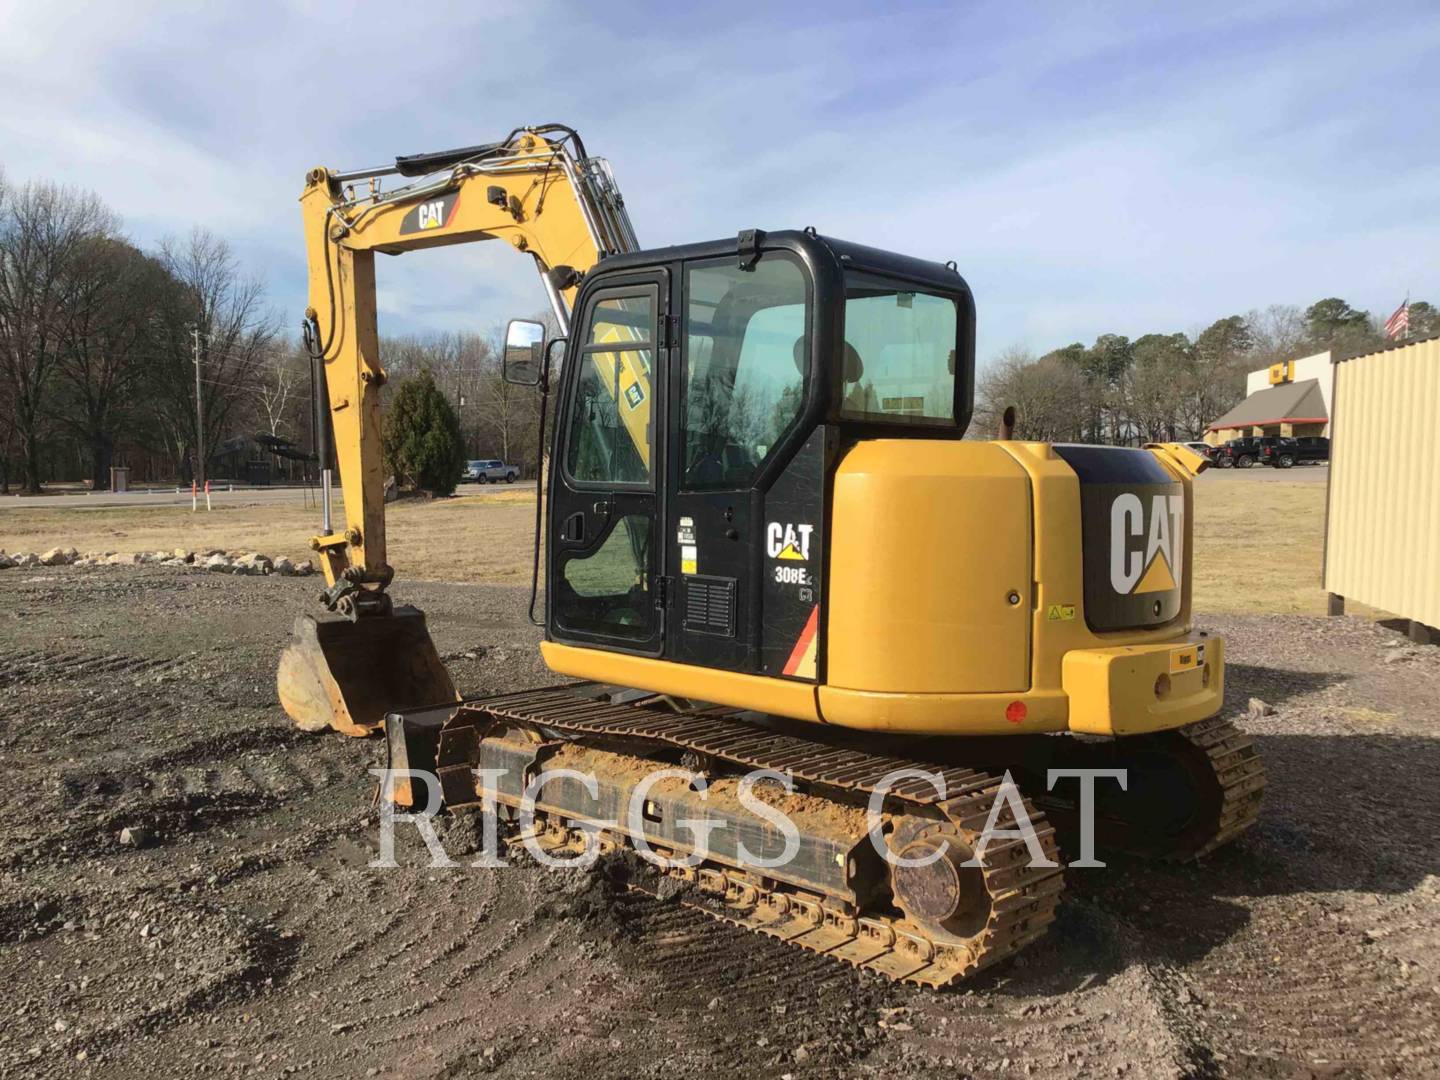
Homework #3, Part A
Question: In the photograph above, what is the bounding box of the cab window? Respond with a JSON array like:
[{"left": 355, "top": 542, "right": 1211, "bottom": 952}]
[
  {"left": 840, "top": 271, "right": 958, "bottom": 423},
  {"left": 565, "top": 288, "right": 656, "bottom": 486},
  {"left": 681, "top": 257, "right": 809, "bottom": 489}
]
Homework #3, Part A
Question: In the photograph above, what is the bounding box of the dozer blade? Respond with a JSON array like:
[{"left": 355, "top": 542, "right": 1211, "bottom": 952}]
[{"left": 277, "top": 606, "right": 457, "bottom": 737}]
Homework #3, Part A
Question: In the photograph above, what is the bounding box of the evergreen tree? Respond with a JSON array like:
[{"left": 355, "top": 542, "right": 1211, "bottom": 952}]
[
  {"left": 382, "top": 370, "right": 466, "bottom": 496},
  {"left": 1303, "top": 297, "right": 1378, "bottom": 354},
  {"left": 1405, "top": 300, "right": 1437, "bottom": 339}
]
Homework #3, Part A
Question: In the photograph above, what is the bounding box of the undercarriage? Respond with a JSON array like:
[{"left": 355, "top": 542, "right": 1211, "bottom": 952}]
[{"left": 386, "top": 684, "right": 1265, "bottom": 986}]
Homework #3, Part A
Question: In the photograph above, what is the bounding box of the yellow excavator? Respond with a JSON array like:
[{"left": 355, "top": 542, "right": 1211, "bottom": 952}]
[{"left": 278, "top": 125, "right": 1265, "bottom": 986}]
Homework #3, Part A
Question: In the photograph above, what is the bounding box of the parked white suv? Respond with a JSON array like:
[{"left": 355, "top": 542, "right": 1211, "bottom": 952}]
[{"left": 462, "top": 459, "right": 519, "bottom": 484}]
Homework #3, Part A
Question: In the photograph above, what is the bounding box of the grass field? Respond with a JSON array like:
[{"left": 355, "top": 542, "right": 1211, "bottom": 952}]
[
  {"left": 2, "top": 473, "right": 1336, "bottom": 615},
  {"left": 0, "top": 489, "right": 542, "bottom": 585},
  {"left": 1190, "top": 472, "right": 1328, "bottom": 614}
]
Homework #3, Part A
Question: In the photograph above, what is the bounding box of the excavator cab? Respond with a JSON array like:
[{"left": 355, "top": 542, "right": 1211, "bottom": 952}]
[{"left": 523, "top": 228, "right": 975, "bottom": 683}]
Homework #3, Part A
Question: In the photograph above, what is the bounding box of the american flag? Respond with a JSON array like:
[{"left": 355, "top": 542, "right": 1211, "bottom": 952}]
[{"left": 1384, "top": 299, "right": 1409, "bottom": 340}]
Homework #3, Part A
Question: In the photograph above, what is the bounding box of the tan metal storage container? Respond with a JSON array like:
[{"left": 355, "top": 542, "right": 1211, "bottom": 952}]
[{"left": 1324, "top": 335, "right": 1440, "bottom": 629}]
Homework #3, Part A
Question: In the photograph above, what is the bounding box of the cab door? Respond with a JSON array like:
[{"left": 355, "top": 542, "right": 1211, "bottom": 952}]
[{"left": 548, "top": 271, "right": 669, "bottom": 655}]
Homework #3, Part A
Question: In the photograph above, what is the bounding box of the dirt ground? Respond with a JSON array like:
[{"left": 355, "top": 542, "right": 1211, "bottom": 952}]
[{"left": 1, "top": 563, "right": 1436, "bottom": 1079}]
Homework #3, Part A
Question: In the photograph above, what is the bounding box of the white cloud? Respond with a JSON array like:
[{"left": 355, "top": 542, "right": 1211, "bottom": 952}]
[{"left": 1, "top": 1, "right": 1436, "bottom": 369}]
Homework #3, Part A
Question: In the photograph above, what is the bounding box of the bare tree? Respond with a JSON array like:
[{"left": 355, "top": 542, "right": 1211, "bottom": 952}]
[
  {"left": 473, "top": 311, "right": 559, "bottom": 471},
  {"left": 1183, "top": 316, "right": 1253, "bottom": 437},
  {"left": 254, "top": 340, "right": 307, "bottom": 438},
  {"left": 1247, "top": 304, "right": 1308, "bottom": 365},
  {"left": 1114, "top": 333, "right": 1192, "bottom": 442},
  {"left": 0, "top": 335, "right": 14, "bottom": 492},
  {"left": 149, "top": 229, "right": 277, "bottom": 481},
  {"left": 976, "top": 346, "right": 1089, "bottom": 442},
  {"left": 0, "top": 179, "right": 118, "bottom": 491}
]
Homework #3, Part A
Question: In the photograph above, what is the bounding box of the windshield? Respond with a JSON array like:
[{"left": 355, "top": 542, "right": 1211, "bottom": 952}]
[{"left": 840, "top": 271, "right": 958, "bottom": 423}]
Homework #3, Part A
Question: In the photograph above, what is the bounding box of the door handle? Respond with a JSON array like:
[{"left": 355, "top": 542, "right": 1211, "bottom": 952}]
[{"left": 561, "top": 511, "right": 586, "bottom": 543}]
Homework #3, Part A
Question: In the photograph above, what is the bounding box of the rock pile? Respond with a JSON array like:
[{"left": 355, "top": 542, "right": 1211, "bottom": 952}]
[
  {"left": 0, "top": 547, "right": 79, "bottom": 568},
  {"left": 0, "top": 547, "right": 314, "bottom": 576},
  {"left": 202, "top": 552, "right": 312, "bottom": 576}
]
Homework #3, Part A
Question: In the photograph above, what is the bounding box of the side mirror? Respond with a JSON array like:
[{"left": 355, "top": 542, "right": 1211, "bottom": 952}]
[{"left": 503, "top": 319, "right": 546, "bottom": 386}]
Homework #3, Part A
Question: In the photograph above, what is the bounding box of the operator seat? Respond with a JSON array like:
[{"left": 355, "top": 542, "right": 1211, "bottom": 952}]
[{"left": 794, "top": 336, "right": 868, "bottom": 411}]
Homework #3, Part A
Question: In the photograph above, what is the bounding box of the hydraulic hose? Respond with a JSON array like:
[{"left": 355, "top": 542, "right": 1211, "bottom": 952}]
[{"left": 527, "top": 365, "right": 551, "bottom": 627}]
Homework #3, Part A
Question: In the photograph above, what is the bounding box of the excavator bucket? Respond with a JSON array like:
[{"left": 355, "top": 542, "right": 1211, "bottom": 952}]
[{"left": 276, "top": 606, "right": 457, "bottom": 737}]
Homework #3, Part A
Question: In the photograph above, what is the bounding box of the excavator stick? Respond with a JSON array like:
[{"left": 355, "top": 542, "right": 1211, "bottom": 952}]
[
  {"left": 276, "top": 607, "right": 457, "bottom": 737},
  {"left": 281, "top": 127, "right": 617, "bottom": 739}
]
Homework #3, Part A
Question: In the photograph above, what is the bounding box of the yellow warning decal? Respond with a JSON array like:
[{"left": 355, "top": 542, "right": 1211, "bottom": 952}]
[{"left": 1045, "top": 603, "right": 1077, "bottom": 621}]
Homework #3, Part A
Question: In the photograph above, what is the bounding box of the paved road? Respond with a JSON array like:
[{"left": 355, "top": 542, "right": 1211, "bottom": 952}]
[
  {"left": 0, "top": 481, "right": 537, "bottom": 510},
  {"left": 1197, "top": 462, "right": 1330, "bottom": 484},
  {"left": 1, "top": 486, "right": 320, "bottom": 511}
]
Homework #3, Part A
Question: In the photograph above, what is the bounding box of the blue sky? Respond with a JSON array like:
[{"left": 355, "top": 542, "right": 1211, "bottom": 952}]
[{"left": 2, "top": 1, "right": 1436, "bottom": 365}]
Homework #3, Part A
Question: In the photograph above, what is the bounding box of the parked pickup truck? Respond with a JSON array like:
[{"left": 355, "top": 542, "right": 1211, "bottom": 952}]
[
  {"left": 1213, "top": 437, "right": 1282, "bottom": 468},
  {"left": 462, "top": 459, "right": 520, "bottom": 484},
  {"left": 1261, "top": 436, "right": 1329, "bottom": 468}
]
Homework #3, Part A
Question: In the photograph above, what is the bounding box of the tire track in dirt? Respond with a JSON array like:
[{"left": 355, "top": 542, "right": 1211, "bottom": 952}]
[
  {"left": 1175, "top": 897, "right": 1439, "bottom": 1072},
  {"left": 0, "top": 649, "right": 182, "bottom": 689},
  {"left": 5, "top": 569, "right": 1439, "bottom": 1077},
  {"left": 0, "top": 883, "right": 301, "bottom": 1068}
]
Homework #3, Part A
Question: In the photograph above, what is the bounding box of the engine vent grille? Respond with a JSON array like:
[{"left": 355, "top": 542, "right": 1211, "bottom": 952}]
[{"left": 683, "top": 576, "right": 736, "bottom": 637}]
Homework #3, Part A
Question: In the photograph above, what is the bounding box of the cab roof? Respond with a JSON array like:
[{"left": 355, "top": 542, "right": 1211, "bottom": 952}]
[{"left": 593, "top": 228, "right": 972, "bottom": 299}]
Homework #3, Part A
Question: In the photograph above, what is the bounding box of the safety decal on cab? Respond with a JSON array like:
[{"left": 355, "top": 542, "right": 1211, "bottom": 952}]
[
  {"left": 782, "top": 606, "right": 819, "bottom": 680},
  {"left": 765, "top": 522, "right": 813, "bottom": 562},
  {"left": 677, "top": 517, "right": 698, "bottom": 575},
  {"left": 624, "top": 382, "right": 646, "bottom": 410},
  {"left": 1045, "top": 603, "right": 1077, "bottom": 621}
]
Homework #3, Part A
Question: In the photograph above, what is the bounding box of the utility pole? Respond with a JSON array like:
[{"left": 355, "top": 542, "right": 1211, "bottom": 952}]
[
  {"left": 191, "top": 325, "right": 206, "bottom": 486},
  {"left": 455, "top": 369, "right": 471, "bottom": 455}
]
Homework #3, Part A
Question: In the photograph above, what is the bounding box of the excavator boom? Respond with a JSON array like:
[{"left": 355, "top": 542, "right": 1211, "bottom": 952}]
[{"left": 278, "top": 126, "right": 634, "bottom": 735}]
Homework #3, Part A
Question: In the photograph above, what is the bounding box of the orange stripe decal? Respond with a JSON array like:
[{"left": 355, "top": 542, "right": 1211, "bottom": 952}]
[{"left": 782, "top": 606, "right": 820, "bottom": 679}]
